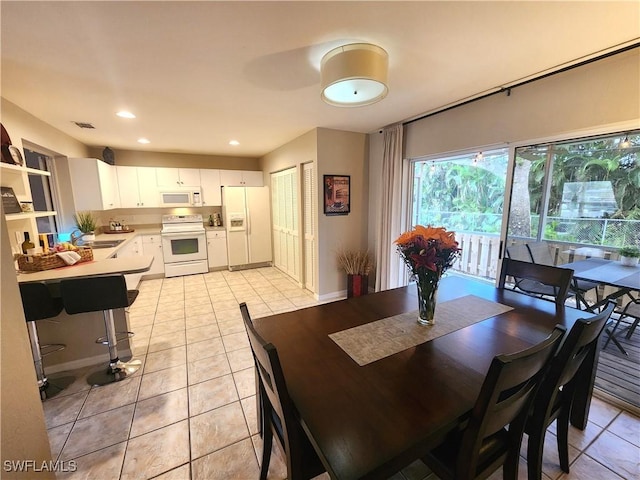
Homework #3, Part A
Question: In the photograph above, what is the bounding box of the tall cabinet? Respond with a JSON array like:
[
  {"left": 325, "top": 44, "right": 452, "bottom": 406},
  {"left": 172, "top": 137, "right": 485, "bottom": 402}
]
[
  {"left": 68, "top": 158, "right": 120, "bottom": 210},
  {"left": 116, "top": 166, "right": 159, "bottom": 208}
]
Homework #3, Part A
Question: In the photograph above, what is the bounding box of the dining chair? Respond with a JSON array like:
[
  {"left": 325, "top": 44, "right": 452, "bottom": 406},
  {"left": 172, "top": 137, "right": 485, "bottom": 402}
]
[
  {"left": 602, "top": 298, "right": 640, "bottom": 356},
  {"left": 525, "top": 300, "right": 616, "bottom": 480},
  {"left": 421, "top": 326, "right": 565, "bottom": 480},
  {"left": 526, "top": 242, "right": 602, "bottom": 310},
  {"left": 239, "top": 302, "right": 326, "bottom": 480},
  {"left": 498, "top": 258, "right": 574, "bottom": 307},
  {"left": 504, "top": 246, "right": 562, "bottom": 300}
]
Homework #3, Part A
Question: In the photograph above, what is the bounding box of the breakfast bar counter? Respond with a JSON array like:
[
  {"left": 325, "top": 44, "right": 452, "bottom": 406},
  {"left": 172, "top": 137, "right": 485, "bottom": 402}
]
[
  {"left": 16, "top": 234, "right": 156, "bottom": 375},
  {"left": 16, "top": 254, "right": 154, "bottom": 283}
]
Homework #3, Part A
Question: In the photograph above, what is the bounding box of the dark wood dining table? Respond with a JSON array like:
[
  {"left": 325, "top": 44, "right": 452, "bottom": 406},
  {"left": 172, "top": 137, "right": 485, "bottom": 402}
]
[{"left": 253, "top": 275, "right": 593, "bottom": 480}]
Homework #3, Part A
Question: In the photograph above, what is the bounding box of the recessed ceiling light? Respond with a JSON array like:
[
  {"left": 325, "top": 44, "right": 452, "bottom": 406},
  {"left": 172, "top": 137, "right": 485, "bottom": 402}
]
[
  {"left": 116, "top": 111, "right": 136, "bottom": 119},
  {"left": 229, "top": 140, "right": 240, "bottom": 146},
  {"left": 137, "top": 138, "right": 150, "bottom": 144}
]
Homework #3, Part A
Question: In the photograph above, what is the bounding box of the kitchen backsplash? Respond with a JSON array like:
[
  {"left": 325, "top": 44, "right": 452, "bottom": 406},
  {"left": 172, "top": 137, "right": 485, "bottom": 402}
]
[{"left": 93, "top": 206, "right": 223, "bottom": 230}]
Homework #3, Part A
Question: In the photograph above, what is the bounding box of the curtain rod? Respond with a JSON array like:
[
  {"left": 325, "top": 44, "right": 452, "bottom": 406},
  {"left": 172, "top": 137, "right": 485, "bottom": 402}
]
[{"left": 403, "top": 42, "right": 640, "bottom": 128}]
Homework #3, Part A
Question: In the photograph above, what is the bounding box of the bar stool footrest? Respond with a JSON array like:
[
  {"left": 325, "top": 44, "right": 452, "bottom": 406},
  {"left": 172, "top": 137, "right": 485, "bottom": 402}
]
[
  {"left": 40, "top": 343, "right": 66, "bottom": 356},
  {"left": 95, "top": 331, "right": 135, "bottom": 345}
]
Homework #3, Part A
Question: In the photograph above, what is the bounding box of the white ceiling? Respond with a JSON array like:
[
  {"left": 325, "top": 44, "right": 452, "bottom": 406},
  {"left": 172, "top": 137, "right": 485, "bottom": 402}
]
[{"left": 2, "top": 1, "right": 638, "bottom": 158}]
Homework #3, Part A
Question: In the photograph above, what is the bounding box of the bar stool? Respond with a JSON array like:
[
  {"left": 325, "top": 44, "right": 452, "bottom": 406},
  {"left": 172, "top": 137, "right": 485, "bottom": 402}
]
[
  {"left": 61, "top": 275, "right": 141, "bottom": 386},
  {"left": 19, "top": 282, "right": 65, "bottom": 400}
]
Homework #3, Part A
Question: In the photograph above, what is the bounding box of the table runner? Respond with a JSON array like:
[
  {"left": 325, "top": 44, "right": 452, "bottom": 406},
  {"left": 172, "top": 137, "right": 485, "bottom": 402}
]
[{"left": 329, "top": 295, "right": 513, "bottom": 366}]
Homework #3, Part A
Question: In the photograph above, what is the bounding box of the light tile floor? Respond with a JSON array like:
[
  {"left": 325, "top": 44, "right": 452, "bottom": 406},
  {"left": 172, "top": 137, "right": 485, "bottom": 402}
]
[{"left": 43, "top": 267, "right": 640, "bottom": 480}]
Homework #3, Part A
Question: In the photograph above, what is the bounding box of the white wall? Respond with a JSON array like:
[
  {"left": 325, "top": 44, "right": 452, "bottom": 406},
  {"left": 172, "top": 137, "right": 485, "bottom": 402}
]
[
  {"left": 368, "top": 49, "right": 640, "bottom": 287},
  {"left": 259, "top": 129, "right": 317, "bottom": 290},
  {"left": 403, "top": 49, "right": 640, "bottom": 159},
  {"left": 1, "top": 210, "right": 55, "bottom": 478},
  {"left": 316, "top": 128, "right": 368, "bottom": 297},
  {"left": 2, "top": 98, "right": 90, "bottom": 159},
  {"left": 86, "top": 146, "right": 260, "bottom": 170},
  {"left": 260, "top": 128, "right": 368, "bottom": 298}
]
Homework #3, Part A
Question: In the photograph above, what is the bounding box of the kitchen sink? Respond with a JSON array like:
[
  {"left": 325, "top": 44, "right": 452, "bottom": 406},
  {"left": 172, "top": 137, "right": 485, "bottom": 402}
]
[{"left": 81, "top": 239, "right": 126, "bottom": 249}]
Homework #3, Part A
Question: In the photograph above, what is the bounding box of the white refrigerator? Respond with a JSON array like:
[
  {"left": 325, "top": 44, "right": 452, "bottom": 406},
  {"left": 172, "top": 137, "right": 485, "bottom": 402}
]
[{"left": 223, "top": 186, "right": 272, "bottom": 269}]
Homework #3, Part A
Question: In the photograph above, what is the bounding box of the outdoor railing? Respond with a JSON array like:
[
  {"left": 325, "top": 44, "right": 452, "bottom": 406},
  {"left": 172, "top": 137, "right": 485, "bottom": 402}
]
[
  {"left": 451, "top": 232, "right": 626, "bottom": 281},
  {"left": 418, "top": 212, "right": 639, "bottom": 249}
]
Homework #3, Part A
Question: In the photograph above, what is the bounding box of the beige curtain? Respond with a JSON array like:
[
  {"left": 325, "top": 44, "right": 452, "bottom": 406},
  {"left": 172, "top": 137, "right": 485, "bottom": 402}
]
[{"left": 375, "top": 123, "right": 407, "bottom": 291}]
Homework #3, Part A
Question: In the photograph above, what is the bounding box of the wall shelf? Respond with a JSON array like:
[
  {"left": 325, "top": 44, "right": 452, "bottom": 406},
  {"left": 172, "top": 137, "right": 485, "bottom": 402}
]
[
  {"left": 0, "top": 162, "right": 51, "bottom": 177},
  {"left": 4, "top": 211, "right": 57, "bottom": 221}
]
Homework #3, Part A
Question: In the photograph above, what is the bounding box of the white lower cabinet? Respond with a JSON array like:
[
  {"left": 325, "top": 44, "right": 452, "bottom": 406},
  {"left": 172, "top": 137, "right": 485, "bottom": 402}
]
[
  {"left": 141, "top": 234, "right": 165, "bottom": 276},
  {"left": 116, "top": 237, "right": 143, "bottom": 289},
  {"left": 207, "top": 230, "right": 228, "bottom": 269}
]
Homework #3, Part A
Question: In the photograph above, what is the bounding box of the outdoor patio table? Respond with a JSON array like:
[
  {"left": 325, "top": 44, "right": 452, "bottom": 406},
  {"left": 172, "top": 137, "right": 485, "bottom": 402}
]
[
  {"left": 560, "top": 257, "right": 640, "bottom": 310},
  {"left": 253, "top": 275, "right": 591, "bottom": 480},
  {"left": 561, "top": 257, "right": 640, "bottom": 354}
]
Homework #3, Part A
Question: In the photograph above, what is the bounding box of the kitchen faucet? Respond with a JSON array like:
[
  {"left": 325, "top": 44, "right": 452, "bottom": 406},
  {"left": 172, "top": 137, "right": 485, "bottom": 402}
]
[{"left": 70, "top": 229, "right": 91, "bottom": 246}]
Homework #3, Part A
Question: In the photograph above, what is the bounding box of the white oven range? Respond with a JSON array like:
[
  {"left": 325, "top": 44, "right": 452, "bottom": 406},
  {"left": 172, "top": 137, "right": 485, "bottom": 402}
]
[{"left": 161, "top": 214, "right": 208, "bottom": 277}]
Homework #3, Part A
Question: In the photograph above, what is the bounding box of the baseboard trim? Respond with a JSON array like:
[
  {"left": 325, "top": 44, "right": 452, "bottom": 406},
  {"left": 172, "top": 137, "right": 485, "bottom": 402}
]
[
  {"left": 44, "top": 348, "right": 133, "bottom": 375},
  {"left": 594, "top": 388, "right": 640, "bottom": 416},
  {"left": 318, "top": 290, "right": 347, "bottom": 302}
]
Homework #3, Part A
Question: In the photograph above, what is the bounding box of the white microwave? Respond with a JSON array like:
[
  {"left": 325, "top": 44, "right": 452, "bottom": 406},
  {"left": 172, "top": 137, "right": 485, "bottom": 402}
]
[{"left": 160, "top": 189, "right": 202, "bottom": 207}]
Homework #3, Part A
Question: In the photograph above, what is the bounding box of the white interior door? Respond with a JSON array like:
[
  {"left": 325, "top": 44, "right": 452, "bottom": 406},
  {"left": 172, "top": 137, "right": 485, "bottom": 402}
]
[
  {"left": 303, "top": 162, "right": 316, "bottom": 292},
  {"left": 270, "top": 168, "right": 300, "bottom": 281}
]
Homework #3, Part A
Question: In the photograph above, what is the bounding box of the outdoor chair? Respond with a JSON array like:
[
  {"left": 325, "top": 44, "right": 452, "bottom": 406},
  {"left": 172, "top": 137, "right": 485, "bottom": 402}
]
[
  {"left": 421, "top": 327, "right": 564, "bottom": 480},
  {"left": 602, "top": 298, "right": 640, "bottom": 356},
  {"left": 526, "top": 301, "right": 616, "bottom": 479},
  {"left": 240, "top": 302, "right": 326, "bottom": 480},
  {"left": 499, "top": 258, "right": 574, "bottom": 307},
  {"left": 526, "top": 242, "right": 602, "bottom": 310}
]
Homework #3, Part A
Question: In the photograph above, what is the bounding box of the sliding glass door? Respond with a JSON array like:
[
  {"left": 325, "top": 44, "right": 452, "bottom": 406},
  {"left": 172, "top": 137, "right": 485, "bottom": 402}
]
[
  {"left": 504, "top": 130, "right": 640, "bottom": 263},
  {"left": 410, "top": 148, "right": 508, "bottom": 280}
]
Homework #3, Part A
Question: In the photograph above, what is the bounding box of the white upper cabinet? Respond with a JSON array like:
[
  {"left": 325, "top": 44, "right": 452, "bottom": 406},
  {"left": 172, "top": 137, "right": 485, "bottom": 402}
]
[
  {"left": 220, "top": 169, "right": 263, "bottom": 187},
  {"left": 200, "top": 169, "right": 222, "bottom": 206},
  {"left": 156, "top": 167, "right": 201, "bottom": 187},
  {"left": 68, "top": 158, "right": 120, "bottom": 210},
  {"left": 116, "top": 166, "right": 159, "bottom": 208}
]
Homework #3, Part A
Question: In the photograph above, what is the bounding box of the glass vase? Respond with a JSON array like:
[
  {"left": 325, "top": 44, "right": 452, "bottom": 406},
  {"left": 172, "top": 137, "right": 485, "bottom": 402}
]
[{"left": 415, "top": 275, "right": 439, "bottom": 326}]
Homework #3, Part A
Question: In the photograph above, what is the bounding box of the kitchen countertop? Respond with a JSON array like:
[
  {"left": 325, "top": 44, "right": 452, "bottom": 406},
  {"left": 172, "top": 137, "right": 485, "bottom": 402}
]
[{"left": 16, "top": 228, "right": 158, "bottom": 283}]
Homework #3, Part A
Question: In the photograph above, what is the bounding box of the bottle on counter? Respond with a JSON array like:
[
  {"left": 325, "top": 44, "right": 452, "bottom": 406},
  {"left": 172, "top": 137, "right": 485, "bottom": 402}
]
[
  {"left": 38, "top": 235, "right": 49, "bottom": 253},
  {"left": 208, "top": 215, "right": 214, "bottom": 227},
  {"left": 21, "top": 231, "right": 35, "bottom": 254}
]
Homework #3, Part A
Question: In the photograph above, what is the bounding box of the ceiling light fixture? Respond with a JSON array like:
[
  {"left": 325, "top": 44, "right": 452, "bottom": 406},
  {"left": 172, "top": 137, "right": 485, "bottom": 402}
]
[
  {"left": 137, "top": 138, "right": 150, "bottom": 144},
  {"left": 116, "top": 111, "right": 136, "bottom": 119},
  {"left": 320, "top": 43, "right": 389, "bottom": 107},
  {"left": 229, "top": 140, "right": 240, "bottom": 146}
]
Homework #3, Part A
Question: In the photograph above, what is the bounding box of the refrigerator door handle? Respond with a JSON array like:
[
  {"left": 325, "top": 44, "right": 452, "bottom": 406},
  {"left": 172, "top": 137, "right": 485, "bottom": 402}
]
[{"left": 246, "top": 208, "right": 251, "bottom": 236}]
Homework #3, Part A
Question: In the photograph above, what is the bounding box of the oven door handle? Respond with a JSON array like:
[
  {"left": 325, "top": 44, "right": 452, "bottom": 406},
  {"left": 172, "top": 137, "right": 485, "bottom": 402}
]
[{"left": 162, "top": 232, "right": 204, "bottom": 240}]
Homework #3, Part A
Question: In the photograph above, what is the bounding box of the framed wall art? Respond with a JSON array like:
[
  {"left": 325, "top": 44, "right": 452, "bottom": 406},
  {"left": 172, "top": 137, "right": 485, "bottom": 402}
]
[
  {"left": 1, "top": 186, "right": 22, "bottom": 214},
  {"left": 323, "top": 175, "right": 350, "bottom": 215}
]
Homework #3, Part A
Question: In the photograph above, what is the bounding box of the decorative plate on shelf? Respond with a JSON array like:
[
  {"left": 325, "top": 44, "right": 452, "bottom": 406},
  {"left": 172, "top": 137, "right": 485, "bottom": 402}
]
[{"left": 7, "top": 145, "right": 24, "bottom": 166}]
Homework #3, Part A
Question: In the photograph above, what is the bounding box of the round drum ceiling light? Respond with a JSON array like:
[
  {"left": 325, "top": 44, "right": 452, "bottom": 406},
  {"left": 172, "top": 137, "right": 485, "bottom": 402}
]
[{"left": 321, "top": 43, "right": 389, "bottom": 107}]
